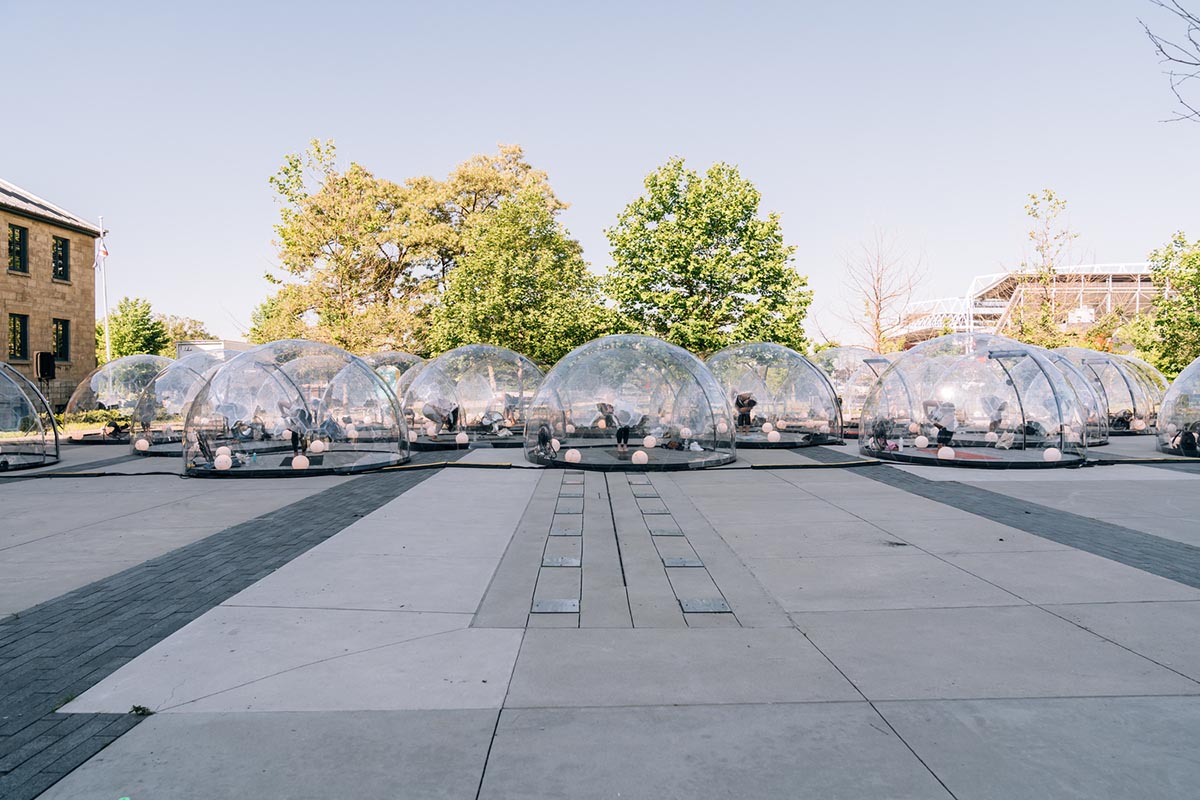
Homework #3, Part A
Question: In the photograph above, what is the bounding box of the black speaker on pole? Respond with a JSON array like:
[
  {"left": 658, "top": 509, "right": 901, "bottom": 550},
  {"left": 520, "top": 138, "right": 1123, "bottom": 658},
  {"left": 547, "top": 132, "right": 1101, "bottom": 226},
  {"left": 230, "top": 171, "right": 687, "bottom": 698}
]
[{"left": 35, "top": 352, "right": 56, "bottom": 381}]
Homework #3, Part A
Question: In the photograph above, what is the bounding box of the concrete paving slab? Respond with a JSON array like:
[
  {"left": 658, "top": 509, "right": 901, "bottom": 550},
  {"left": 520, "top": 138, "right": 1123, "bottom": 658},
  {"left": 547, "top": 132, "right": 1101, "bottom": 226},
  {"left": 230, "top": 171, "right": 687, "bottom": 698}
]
[
  {"left": 1049, "top": 600, "right": 1200, "bottom": 681},
  {"left": 505, "top": 628, "right": 859, "bottom": 707},
  {"left": 748, "top": 553, "right": 1022, "bottom": 612},
  {"left": 38, "top": 709, "right": 497, "bottom": 800},
  {"left": 874, "top": 516, "right": 1072, "bottom": 554},
  {"left": 793, "top": 605, "right": 1200, "bottom": 700},
  {"left": 65, "top": 605, "right": 473, "bottom": 713},
  {"left": 224, "top": 550, "right": 504, "bottom": 613},
  {"left": 171, "top": 627, "right": 521, "bottom": 712},
  {"left": 945, "top": 550, "right": 1200, "bottom": 605},
  {"left": 479, "top": 703, "right": 951, "bottom": 800},
  {"left": 878, "top": 696, "right": 1200, "bottom": 800}
]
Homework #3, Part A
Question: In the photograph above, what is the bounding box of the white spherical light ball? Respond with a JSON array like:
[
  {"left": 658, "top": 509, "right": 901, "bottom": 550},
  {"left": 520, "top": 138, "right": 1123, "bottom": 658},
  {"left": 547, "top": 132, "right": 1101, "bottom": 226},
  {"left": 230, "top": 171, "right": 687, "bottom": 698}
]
[
  {"left": 564, "top": 448, "right": 582, "bottom": 463},
  {"left": 914, "top": 435, "right": 930, "bottom": 449},
  {"left": 424, "top": 421, "right": 437, "bottom": 436},
  {"left": 134, "top": 438, "right": 150, "bottom": 452},
  {"left": 642, "top": 435, "right": 657, "bottom": 449},
  {"left": 407, "top": 429, "right": 418, "bottom": 442},
  {"left": 985, "top": 431, "right": 999, "bottom": 442},
  {"left": 70, "top": 431, "right": 83, "bottom": 441},
  {"left": 551, "top": 438, "right": 561, "bottom": 452},
  {"left": 214, "top": 454, "right": 233, "bottom": 471},
  {"left": 767, "top": 430, "right": 781, "bottom": 443},
  {"left": 345, "top": 423, "right": 358, "bottom": 439},
  {"left": 309, "top": 439, "right": 327, "bottom": 454},
  {"left": 679, "top": 426, "right": 692, "bottom": 438},
  {"left": 596, "top": 418, "right": 607, "bottom": 429},
  {"left": 1132, "top": 419, "right": 1147, "bottom": 431},
  {"left": 565, "top": 423, "right": 576, "bottom": 434},
  {"left": 455, "top": 432, "right": 469, "bottom": 445},
  {"left": 292, "top": 454, "right": 310, "bottom": 470},
  {"left": 775, "top": 420, "right": 788, "bottom": 430},
  {"left": 818, "top": 424, "right": 830, "bottom": 434},
  {"left": 280, "top": 429, "right": 292, "bottom": 439},
  {"left": 717, "top": 420, "right": 729, "bottom": 434},
  {"left": 761, "top": 422, "right": 774, "bottom": 434},
  {"left": 908, "top": 422, "right": 920, "bottom": 434},
  {"left": 1043, "top": 447, "right": 1063, "bottom": 463},
  {"left": 1166, "top": 423, "right": 1178, "bottom": 434},
  {"left": 631, "top": 450, "right": 649, "bottom": 465},
  {"left": 215, "top": 445, "right": 232, "bottom": 458},
  {"left": 937, "top": 446, "right": 955, "bottom": 460}
]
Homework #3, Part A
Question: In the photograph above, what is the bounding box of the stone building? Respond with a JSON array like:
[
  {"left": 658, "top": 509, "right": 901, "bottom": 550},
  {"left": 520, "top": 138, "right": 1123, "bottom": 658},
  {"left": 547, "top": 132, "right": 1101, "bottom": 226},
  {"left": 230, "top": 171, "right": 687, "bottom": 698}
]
[{"left": 1, "top": 178, "right": 100, "bottom": 409}]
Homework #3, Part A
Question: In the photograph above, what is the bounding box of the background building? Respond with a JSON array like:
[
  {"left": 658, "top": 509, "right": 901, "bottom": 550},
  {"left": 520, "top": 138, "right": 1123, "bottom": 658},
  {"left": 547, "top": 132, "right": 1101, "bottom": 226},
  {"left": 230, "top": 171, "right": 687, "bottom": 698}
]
[
  {"left": 1, "top": 179, "right": 99, "bottom": 409},
  {"left": 892, "top": 263, "right": 1157, "bottom": 344}
]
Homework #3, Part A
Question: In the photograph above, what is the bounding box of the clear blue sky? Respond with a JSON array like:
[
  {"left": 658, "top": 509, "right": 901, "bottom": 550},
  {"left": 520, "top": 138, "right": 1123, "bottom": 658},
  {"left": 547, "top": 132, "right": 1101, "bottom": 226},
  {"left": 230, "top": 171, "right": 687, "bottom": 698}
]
[{"left": 6, "top": 0, "right": 1198, "bottom": 345}]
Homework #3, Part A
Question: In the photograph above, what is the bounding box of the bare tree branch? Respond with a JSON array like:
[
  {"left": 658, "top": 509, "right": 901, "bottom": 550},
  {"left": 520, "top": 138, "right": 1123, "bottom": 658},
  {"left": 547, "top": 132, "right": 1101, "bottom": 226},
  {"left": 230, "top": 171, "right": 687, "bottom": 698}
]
[
  {"left": 1140, "top": 0, "right": 1200, "bottom": 122},
  {"left": 839, "top": 230, "right": 926, "bottom": 352}
]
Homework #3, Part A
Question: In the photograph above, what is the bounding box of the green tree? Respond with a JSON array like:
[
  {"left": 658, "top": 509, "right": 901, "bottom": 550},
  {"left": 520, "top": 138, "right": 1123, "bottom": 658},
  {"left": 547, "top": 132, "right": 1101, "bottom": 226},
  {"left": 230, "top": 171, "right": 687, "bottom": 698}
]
[
  {"left": 96, "top": 297, "right": 169, "bottom": 364},
  {"left": 259, "top": 139, "right": 561, "bottom": 354},
  {"left": 156, "top": 314, "right": 213, "bottom": 356},
  {"left": 1009, "top": 189, "right": 1078, "bottom": 348},
  {"left": 605, "top": 158, "right": 810, "bottom": 355},
  {"left": 1148, "top": 232, "right": 1200, "bottom": 376},
  {"left": 429, "top": 190, "right": 614, "bottom": 365}
]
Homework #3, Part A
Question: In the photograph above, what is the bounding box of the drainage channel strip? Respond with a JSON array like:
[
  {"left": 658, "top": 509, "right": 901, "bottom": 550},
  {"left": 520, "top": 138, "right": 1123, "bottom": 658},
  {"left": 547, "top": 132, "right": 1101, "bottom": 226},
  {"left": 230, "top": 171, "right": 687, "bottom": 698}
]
[{"left": 528, "top": 471, "right": 738, "bottom": 627}]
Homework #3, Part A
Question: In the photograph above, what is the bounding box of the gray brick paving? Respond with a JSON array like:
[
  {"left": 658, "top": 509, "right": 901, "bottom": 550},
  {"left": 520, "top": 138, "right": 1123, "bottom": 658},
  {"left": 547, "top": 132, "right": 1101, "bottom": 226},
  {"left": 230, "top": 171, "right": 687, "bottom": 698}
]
[
  {"left": 816, "top": 449, "right": 1200, "bottom": 590},
  {"left": 0, "top": 454, "right": 457, "bottom": 800}
]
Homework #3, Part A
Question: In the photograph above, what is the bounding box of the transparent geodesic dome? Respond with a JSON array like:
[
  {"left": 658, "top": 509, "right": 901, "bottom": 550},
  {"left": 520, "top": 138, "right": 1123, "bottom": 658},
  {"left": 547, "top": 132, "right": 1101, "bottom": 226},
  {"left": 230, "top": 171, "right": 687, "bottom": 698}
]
[
  {"left": 1055, "top": 348, "right": 1159, "bottom": 434},
  {"left": 183, "top": 340, "right": 408, "bottom": 476},
  {"left": 1038, "top": 348, "right": 1109, "bottom": 446},
  {"left": 63, "top": 354, "right": 175, "bottom": 443},
  {"left": 129, "top": 350, "right": 234, "bottom": 456},
  {"left": 524, "top": 335, "right": 736, "bottom": 470},
  {"left": 1158, "top": 356, "right": 1200, "bottom": 457},
  {"left": 403, "top": 345, "right": 543, "bottom": 449},
  {"left": 812, "top": 346, "right": 885, "bottom": 436},
  {"left": 0, "top": 363, "right": 59, "bottom": 470},
  {"left": 706, "top": 342, "right": 843, "bottom": 447},
  {"left": 364, "top": 351, "right": 423, "bottom": 400},
  {"left": 860, "top": 333, "right": 1088, "bottom": 468}
]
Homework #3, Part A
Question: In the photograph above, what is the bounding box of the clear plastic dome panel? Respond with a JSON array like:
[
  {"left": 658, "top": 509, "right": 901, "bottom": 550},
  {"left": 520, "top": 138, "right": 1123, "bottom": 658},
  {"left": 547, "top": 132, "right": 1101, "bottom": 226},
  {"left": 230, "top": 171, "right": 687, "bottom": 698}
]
[
  {"left": 130, "top": 351, "right": 231, "bottom": 455},
  {"left": 63, "top": 355, "right": 174, "bottom": 443},
  {"left": 861, "top": 334, "right": 1087, "bottom": 468},
  {"left": 524, "top": 335, "right": 735, "bottom": 470},
  {"left": 813, "top": 346, "right": 884, "bottom": 433},
  {"left": 0, "top": 364, "right": 59, "bottom": 469},
  {"left": 403, "top": 345, "right": 543, "bottom": 448},
  {"left": 1158, "top": 356, "right": 1200, "bottom": 457},
  {"left": 1056, "top": 348, "right": 1157, "bottom": 433},
  {"left": 183, "top": 340, "right": 408, "bottom": 476},
  {"left": 707, "top": 342, "right": 843, "bottom": 447}
]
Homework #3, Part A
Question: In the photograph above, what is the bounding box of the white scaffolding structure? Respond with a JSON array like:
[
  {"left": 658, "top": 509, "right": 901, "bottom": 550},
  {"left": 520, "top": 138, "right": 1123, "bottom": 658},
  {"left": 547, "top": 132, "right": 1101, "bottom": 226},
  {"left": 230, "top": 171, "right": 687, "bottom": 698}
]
[{"left": 892, "top": 263, "right": 1158, "bottom": 343}]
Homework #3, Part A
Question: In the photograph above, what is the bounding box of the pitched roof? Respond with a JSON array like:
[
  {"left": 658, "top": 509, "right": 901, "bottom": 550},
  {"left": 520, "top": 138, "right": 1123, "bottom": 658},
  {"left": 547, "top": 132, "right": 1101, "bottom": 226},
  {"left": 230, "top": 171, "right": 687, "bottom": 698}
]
[{"left": 0, "top": 177, "right": 101, "bottom": 237}]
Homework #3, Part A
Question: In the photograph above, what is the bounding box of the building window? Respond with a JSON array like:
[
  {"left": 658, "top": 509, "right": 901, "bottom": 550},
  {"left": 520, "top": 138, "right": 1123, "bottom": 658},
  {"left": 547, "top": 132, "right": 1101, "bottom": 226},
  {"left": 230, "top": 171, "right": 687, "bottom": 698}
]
[
  {"left": 52, "top": 318, "right": 70, "bottom": 361},
  {"left": 7, "top": 225, "right": 28, "bottom": 273},
  {"left": 52, "top": 236, "right": 70, "bottom": 281},
  {"left": 8, "top": 314, "right": 29, "bottom": 360}
]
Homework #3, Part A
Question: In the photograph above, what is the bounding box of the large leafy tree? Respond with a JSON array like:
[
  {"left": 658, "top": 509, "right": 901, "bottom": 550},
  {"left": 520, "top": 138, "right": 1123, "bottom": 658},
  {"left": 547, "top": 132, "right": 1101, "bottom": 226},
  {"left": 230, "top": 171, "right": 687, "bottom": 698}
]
[
  {"left": 604, "top": 158, "right": 810, "bottom": 355},
  {"left": 1148, "top": 232, "right": 1200, "bottom": 376},
  {"left": 96, "top": 297, "right": 169, "bottom": 364},
  {"left": 429, "top": 190, "right": 613, "bottom": 365},
  {"left": 156, "top": 314, "right": 213, "bottom": 356},
  {"left": 255, "top": 140, "right": 560, "bottom": 354}
]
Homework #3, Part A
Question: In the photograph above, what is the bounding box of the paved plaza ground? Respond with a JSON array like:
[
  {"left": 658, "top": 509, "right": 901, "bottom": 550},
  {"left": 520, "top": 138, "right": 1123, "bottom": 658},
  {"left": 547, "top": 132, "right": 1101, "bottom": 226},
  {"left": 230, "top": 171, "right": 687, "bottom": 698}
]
[{"left": 2, "top": 439, "right": 1200, "bottom": 799}]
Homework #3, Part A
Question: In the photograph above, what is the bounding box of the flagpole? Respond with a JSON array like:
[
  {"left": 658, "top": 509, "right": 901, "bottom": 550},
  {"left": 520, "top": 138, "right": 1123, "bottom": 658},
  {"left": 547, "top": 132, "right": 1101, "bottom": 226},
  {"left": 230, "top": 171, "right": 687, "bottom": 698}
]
[{"left": 99, "top": 215, "right": 111, "bottom": 364}]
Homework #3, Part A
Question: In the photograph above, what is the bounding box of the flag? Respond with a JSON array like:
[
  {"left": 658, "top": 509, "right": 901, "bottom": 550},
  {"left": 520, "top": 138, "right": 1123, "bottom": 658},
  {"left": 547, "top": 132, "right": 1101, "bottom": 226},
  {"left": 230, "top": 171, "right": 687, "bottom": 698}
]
[{"left": 93, "top": 236, "right": 108, "bottom": 270}]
